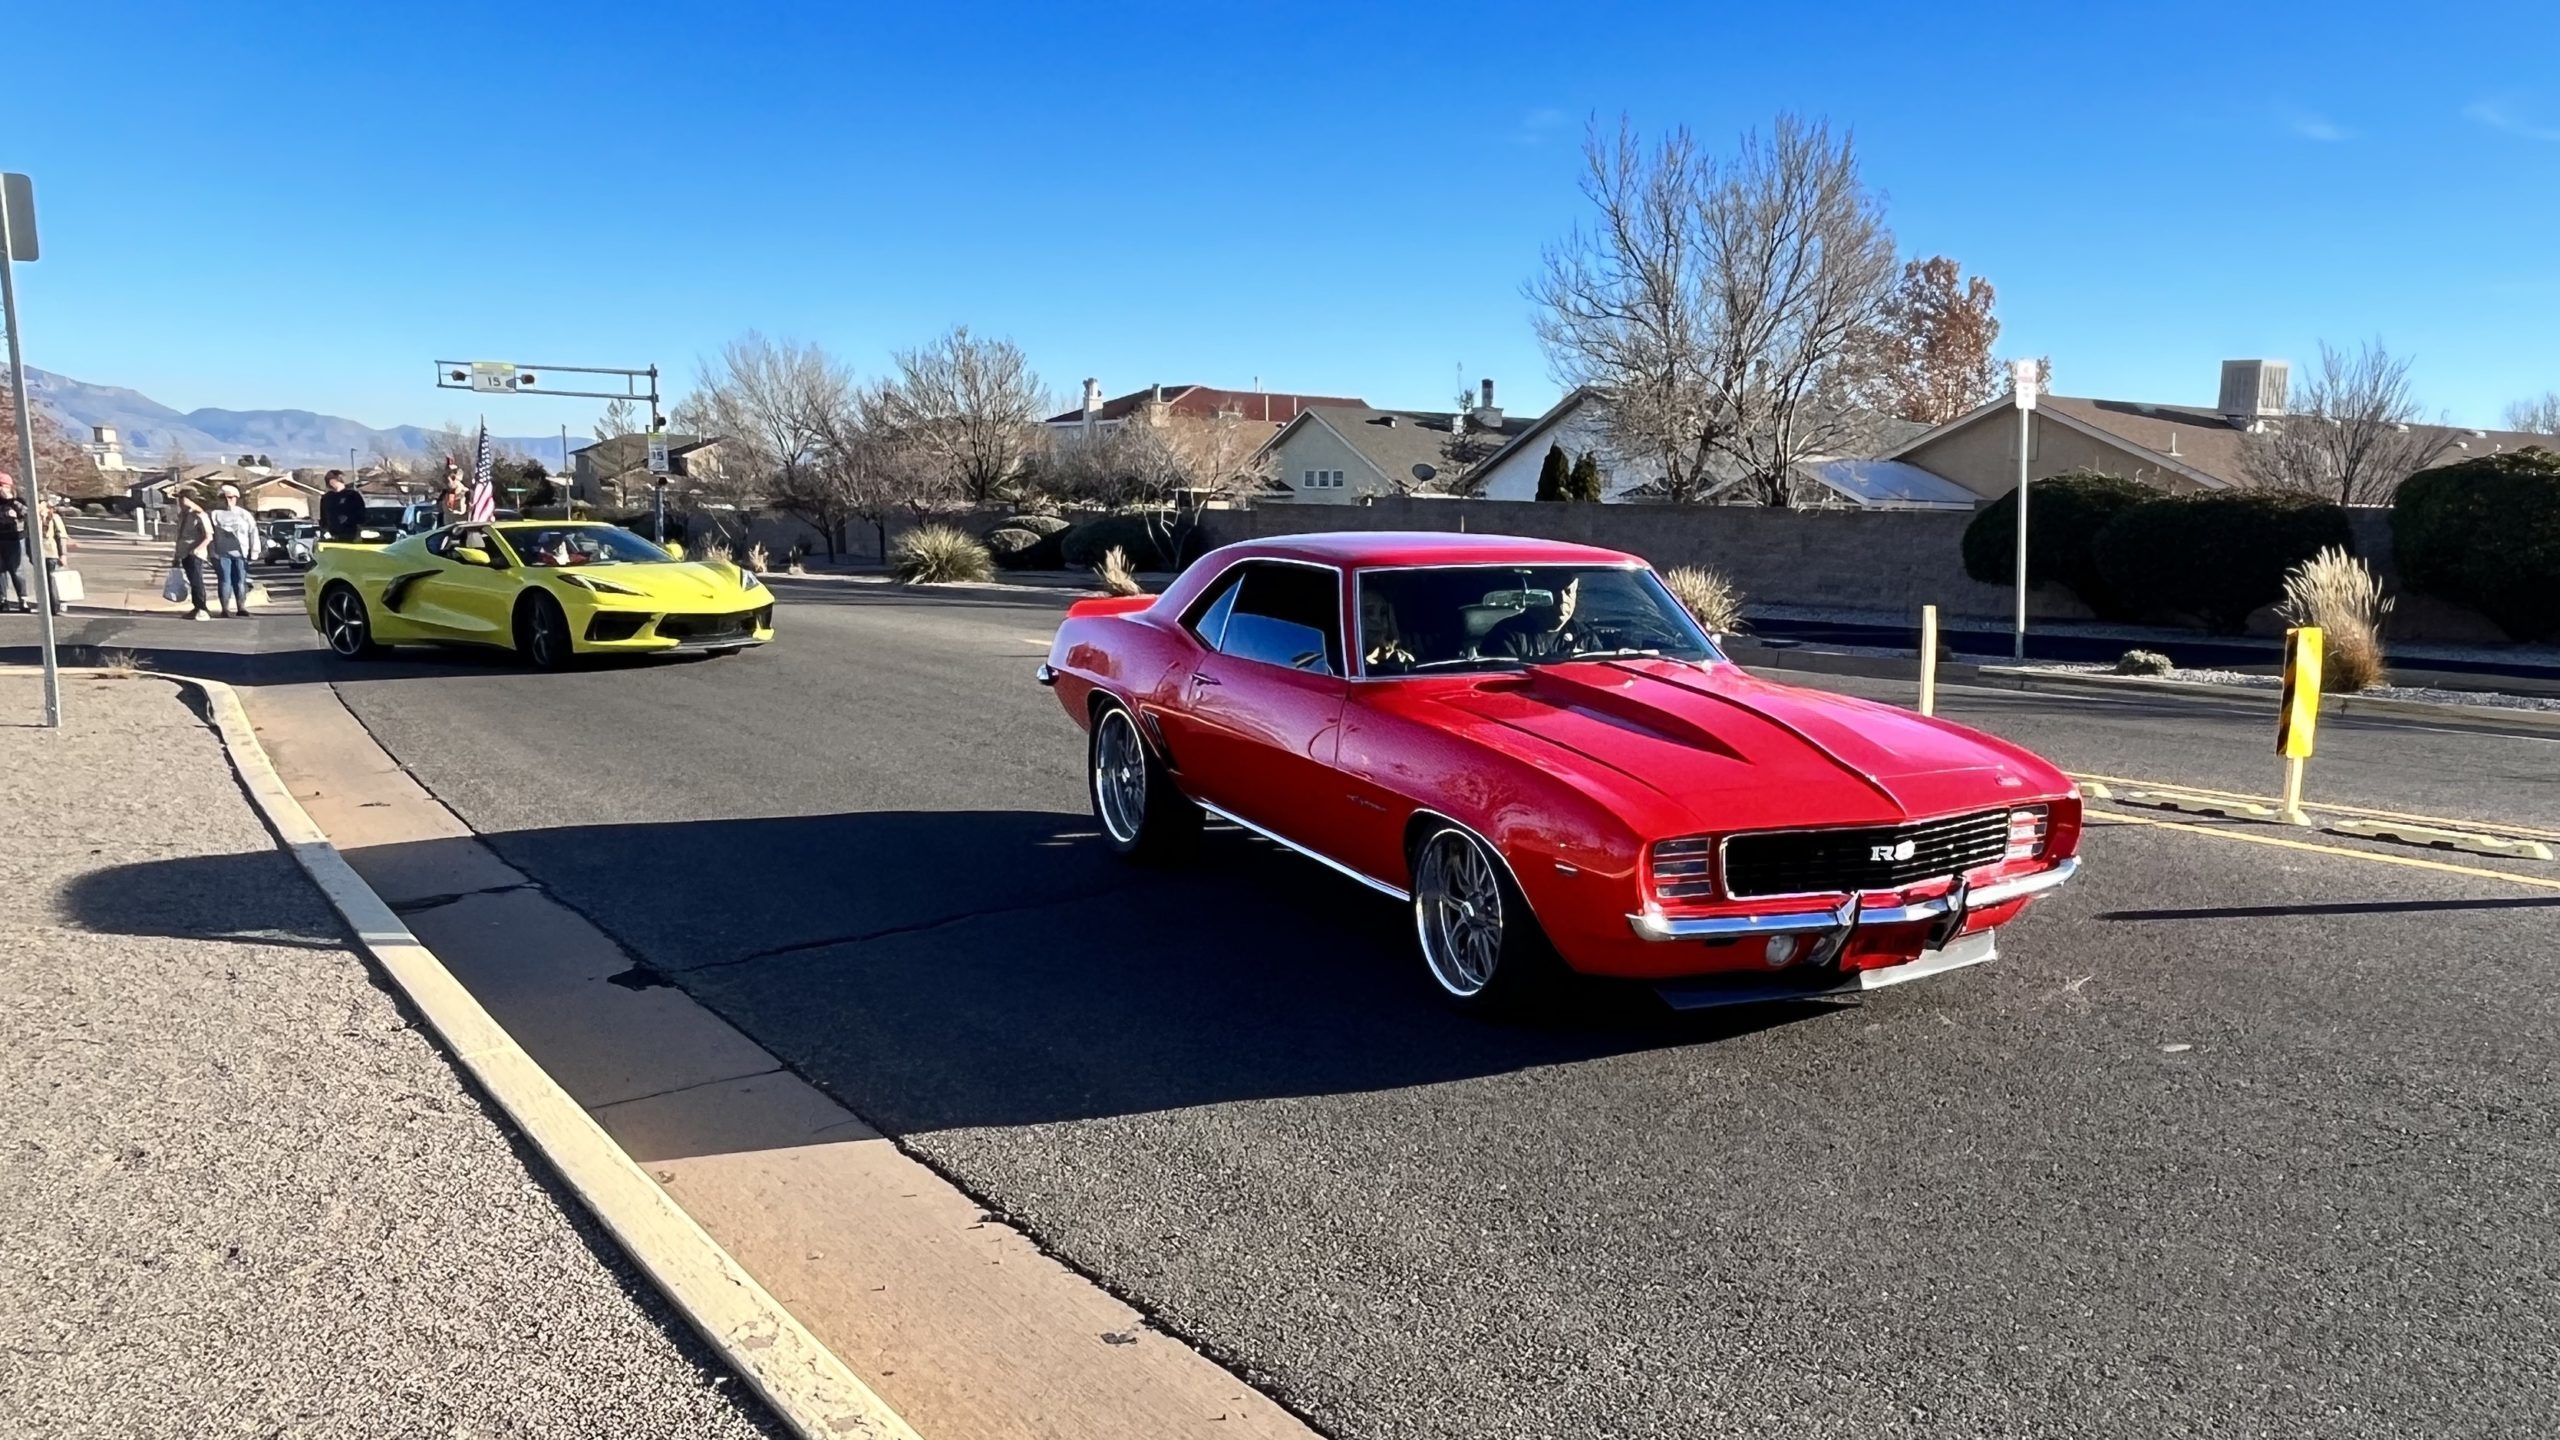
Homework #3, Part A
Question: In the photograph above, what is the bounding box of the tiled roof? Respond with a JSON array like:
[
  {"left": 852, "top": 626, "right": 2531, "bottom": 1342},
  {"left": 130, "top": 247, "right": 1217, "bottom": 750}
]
[
  {"left": 1288, "top": 405, "right": 1538, "bottom": 491},
  {"left": 2004, "top": 397, "right": 2550, "bottom": 488},
  {"left": 1045, "top": 386, "right": 1370, "bottom": 427}
]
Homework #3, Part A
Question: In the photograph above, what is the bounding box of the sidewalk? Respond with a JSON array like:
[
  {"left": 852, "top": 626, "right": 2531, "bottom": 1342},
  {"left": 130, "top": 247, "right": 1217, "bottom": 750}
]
[
  {"left": 43, "top": 528, "right": 292, "bottom": 615},
  {"left": 0, "top": 670, "right": 783, "bottom": 1439}
]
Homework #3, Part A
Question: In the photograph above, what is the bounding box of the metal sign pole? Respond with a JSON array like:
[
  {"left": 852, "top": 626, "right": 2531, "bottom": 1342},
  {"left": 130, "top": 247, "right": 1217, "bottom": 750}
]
[
  {"left": 1, "top": 175, "right": 61, "bottom": 727},
  {"left": 2009, "top": 360, "right": 2039, "bottom": 665}
]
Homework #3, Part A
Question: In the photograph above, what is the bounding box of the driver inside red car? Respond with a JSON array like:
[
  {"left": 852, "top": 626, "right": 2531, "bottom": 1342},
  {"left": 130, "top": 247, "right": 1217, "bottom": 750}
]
[{"left": 1481, "top": 576, "right": 1594, "bottom": 660}]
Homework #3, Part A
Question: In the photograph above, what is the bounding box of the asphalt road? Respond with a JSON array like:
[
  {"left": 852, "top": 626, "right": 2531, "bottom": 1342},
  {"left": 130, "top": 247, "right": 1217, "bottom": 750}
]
[{"left": 42, "top": 581, "right": 2560, "bottom": 1439}]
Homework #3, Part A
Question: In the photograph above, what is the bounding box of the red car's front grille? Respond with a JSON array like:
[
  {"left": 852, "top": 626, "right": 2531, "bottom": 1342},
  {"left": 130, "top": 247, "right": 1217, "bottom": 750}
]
[{"left": 1721, "top": 810, "right": 2011, "bottom": 899}]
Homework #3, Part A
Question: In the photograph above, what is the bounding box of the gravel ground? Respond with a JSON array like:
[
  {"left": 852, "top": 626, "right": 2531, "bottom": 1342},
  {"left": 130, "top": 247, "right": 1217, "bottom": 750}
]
[
  {"left": 0, "top": 672, "right": 784, "bottom": 1440},
  {"left": 2013, "top": 660, "right": 2560, "bottom": 711}
]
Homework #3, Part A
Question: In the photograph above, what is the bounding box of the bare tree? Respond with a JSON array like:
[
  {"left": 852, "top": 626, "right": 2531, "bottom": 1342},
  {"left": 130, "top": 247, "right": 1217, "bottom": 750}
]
[
  {"left": 1531, "top": 114, "right": 1896, "bottom": 506},
  {"left": 0, "top": 378, "right": 107, "bottom": 498},
  {"left": 595, "top": 397, "right": 640, "bottom": 442},
  {"left": 2240, "top": 340, "right": 2452, "bottom": 506},
  {"left": 1048, "top": 409, "right": 1273, "bottom": 511},
  {"left": 868, "top": 325, "right": 1048, "bottom": 506},
  {"left": 1861, "top": 256, "right": 2003, "bottom": 424},
  {"left": 2504, "top": 391, "right": 2560, "bottom": 434}
]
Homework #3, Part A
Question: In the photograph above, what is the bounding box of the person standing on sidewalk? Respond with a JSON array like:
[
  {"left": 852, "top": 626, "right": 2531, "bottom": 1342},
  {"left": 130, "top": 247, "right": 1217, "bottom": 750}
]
[
  {"left": 208, "top": 485, "right": 260, "bottom": 618},
  {"left": 0, "top": 472, "right": 29, "bottom": 613},
  {"left": 37, "top": 496, "right": 71, "bottom": 616},
  {"left": 319, "top": 469, "right": 364, "bottom": 541},
  {"left": 170, "top": 488, "right": 213, "bottom": 621}
]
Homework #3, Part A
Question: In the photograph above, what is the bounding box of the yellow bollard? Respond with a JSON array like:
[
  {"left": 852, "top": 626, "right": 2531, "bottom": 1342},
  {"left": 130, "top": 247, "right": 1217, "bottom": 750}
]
[
  {"left": 1918, "top": 604, "right": 1939, "bottom": 717},
  {"left": 2275, "top": 626, "right": 2324, "bottom": 825}
]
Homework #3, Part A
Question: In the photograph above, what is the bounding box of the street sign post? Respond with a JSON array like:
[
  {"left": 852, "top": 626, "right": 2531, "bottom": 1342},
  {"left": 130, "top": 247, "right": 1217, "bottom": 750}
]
[
  {"left": 467, "top": 360, "right": 520, "bottom": 393},
  {"left": 1, "top": 170, "right": 62, "bottom": 728},
  {"left": 2275, "top": 625, "right": 2324, "bottom": 825},
  {"left": 2010, "top": 359, "right": 2039, "bottom": 664},
  {"left": 646, "top": 435, "right": 670, "bottom": 474}
]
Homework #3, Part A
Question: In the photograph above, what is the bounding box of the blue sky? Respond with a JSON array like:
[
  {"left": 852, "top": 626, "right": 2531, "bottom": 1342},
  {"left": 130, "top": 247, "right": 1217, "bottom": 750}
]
[{"left": 10, "top": 0, "right": 2557, "bottom": 431}]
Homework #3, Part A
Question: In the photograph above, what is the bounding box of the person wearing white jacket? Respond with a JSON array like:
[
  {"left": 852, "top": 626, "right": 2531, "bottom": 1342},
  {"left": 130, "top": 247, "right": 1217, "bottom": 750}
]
[{"left": 207, "top": 485, "right": 263, "bottom": 618}]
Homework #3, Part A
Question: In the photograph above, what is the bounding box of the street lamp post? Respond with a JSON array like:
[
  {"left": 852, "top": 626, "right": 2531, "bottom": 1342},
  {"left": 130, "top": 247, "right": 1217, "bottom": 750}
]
[{"left": 2010, "top": 359, "right": 2040, "bottom": 664}]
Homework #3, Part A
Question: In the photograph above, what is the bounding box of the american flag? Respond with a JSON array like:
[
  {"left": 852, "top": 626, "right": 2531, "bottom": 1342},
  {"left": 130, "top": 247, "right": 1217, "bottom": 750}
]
[{"left": 466, "top": 419, "right": 497, "bottom": 522}]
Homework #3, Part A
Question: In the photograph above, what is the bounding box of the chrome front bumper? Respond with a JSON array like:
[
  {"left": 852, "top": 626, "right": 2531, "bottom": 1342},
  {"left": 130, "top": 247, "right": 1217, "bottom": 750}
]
[{"left": 1626, "top": 856, "right": 2080, "bottom": 944}]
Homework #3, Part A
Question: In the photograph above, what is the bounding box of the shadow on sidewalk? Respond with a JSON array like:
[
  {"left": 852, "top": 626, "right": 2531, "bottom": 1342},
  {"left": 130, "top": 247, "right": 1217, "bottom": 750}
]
[{"left": 63, "top": 808, "right": 1832, "bottom": 1145}]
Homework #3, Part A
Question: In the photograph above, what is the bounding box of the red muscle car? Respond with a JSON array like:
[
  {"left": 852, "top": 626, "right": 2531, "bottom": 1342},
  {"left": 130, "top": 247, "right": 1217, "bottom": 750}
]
[{"left": 1039, "top": 532, "right": 2082, "bottom": 1012}]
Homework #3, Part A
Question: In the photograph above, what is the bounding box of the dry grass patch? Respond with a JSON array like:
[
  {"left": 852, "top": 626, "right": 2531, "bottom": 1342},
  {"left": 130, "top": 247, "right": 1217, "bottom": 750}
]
[
  {"left": 892, "top": 524, "right": 995, "bottom": 584},
  {"left": 2277, "top": 546, "right": 2391, "bottom": 691},
  {"left": 745, "top": 541, "right": 770, "bottom": 575},
  {"left": 1093, "top": 545, "right": 1144, "bottom": 597},
  {"left": 96, "top": 649, "right": 153, "bottom": 679},
  {"left": 1660, "top": 565, "right": 1744, "bottom": 636}
]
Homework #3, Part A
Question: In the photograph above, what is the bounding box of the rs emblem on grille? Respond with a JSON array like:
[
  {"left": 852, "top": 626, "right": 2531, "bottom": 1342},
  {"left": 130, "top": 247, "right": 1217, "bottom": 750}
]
[{"left": 1870, "top": 840, "right": 1917, "bottom": 862}]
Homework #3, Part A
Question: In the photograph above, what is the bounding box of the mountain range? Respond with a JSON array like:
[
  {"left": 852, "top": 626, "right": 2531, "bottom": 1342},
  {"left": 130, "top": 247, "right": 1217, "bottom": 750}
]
[{"left": 18, "top": 367, "right": 570, "bottom": 467}]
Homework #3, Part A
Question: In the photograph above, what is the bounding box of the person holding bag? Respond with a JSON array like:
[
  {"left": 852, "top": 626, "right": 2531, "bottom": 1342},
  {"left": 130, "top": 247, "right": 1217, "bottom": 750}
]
[
  {"left": 38, "top": 497, "right": 71, "bottom": 615},
  {"left": 169, "top": 489, "right": 213, "bottom": 621}
]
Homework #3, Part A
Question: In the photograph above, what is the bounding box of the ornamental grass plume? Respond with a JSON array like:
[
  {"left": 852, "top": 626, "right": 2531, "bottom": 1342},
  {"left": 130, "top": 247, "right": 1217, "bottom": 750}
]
[
  {"left": 1660, "top": 565, "right": 1744, "bottom": 636},
  {"left": 2277, "top": 545, "right": 2392, "bottom": 692}
]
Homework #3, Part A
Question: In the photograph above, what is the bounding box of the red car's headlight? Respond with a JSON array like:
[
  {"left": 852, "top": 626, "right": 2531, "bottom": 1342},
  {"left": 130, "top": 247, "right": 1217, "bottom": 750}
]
[
  {"left": 1647, "top": 836, "right": 1717, "bottom": 902},
  {"left": 2004, "top": 805, "right": 2050, "bottom": 862}
]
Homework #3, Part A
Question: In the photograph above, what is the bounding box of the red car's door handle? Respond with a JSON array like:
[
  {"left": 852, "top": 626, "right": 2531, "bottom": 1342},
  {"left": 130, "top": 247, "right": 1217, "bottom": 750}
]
[{"left": 1189, "top": 671, "right": 1221, "bottom": 688}]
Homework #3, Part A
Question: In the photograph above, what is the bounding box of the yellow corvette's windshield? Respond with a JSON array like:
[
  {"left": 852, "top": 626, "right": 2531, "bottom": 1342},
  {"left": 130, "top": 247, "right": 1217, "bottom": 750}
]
[{"left": 497, "top": 525, "right": 673, "bottom": 568}]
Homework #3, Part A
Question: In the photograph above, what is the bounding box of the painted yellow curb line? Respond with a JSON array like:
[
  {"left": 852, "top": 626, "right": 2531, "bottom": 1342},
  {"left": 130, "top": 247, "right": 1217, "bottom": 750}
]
[
  {"left": 2071, "top": 770, "right": 2560, "bottom": 844},
  {"left": 2085, "top": 807, "right": 2560, "bottom": 892},
  {"left": 2324, "top": 817, "right": 2556, "bottom": 862},
  {"left": 177, "top": 674, "right": 923, "bottom": 1440}
]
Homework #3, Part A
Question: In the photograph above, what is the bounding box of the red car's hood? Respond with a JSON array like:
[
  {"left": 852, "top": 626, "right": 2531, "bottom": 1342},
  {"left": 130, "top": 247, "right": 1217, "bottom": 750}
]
[{"left": 1428, "top": 659, "right": 2059, "bottom": 835}]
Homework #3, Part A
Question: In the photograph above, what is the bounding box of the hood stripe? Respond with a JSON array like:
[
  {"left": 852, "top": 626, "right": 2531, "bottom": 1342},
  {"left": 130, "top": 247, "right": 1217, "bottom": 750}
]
[{"left": 1607, "top": 662, "right": 1910, "bottom": 816}]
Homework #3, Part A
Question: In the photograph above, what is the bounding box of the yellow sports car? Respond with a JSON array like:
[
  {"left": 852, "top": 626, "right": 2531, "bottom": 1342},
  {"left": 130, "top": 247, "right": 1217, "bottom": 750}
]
[{"left": 307, "top": 520, "right": 774, "bottom": 669}]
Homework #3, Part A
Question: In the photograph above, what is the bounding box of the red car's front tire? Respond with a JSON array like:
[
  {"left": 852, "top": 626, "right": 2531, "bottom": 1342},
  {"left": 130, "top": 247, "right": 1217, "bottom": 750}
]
[{"left": 1410, "top": 824, "right": 1561, "bottom": 1014}]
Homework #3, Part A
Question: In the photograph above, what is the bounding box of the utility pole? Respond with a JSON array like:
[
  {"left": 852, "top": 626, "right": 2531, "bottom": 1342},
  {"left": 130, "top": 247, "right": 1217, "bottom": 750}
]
[
  {"left": 2010, "top": 358, "right": 2039, "bottom": 664},
  {"left": 2, "top": 172, "right": 61, "bottom": 727}
]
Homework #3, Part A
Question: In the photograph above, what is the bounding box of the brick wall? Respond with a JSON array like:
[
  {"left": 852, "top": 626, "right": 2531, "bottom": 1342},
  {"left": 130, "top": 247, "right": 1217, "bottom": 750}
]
[{"left": 1199, "top": 498, "right": 2092, "bottom": 622}]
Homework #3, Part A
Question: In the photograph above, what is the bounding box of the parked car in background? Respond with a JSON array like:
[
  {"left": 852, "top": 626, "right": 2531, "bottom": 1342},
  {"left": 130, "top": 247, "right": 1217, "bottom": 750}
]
[
  {"left": 1040, "top": 532, "right": 2082, "bottom": 1014},
  {"left": 263, "top": 519, "right": 320, "bottom": 566}
]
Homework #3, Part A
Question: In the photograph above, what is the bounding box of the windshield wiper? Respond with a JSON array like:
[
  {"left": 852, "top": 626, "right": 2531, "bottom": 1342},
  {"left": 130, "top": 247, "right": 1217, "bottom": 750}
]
[
  {"left": 1536, "top": 647, "right": 1665, "bottom": 664},
  {"left": 1405, "top": 655, "right": 1528, "bottom": 673}
]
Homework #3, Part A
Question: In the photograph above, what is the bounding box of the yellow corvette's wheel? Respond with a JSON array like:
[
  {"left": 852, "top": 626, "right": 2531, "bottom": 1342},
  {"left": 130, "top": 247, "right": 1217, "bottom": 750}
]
[
  {"left": 320, "top": 585, "right": 386, "bottom": 660},
  {"left": 517, "top": 593, "right": 574, "bottom": 671}
]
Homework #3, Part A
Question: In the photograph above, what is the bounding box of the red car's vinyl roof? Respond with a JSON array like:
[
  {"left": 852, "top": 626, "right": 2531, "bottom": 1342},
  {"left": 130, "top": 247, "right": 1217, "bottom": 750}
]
[{"left": 1231, "top": 531, "right": 1642, "bottom": 569}]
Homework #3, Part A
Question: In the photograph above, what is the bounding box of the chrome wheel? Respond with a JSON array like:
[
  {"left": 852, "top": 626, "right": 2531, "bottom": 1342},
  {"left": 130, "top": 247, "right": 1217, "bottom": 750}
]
[
  {"left": 322, "top": 588, "right": 371, "bottom": 657},
  {"left": 1415, "top": 829, "right": 1505, "bottom": 997},
  {"left": 1093, "top": 708, "right": 1148, "bottom": 845}
]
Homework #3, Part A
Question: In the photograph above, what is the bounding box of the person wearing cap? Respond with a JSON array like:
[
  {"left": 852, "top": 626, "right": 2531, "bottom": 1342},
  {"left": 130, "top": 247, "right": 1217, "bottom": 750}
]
[
  {"left": 207, "top": 484, "right": 262, "bottom": 617},
  {"left": 37, "top": 496, "right": 71, "bottom": 615},
  {"left": 0, "top": 471, "right": 30, "bottom": 612},
  {"left": 169, "top": 487, "right": 213, "bottom": 620}
]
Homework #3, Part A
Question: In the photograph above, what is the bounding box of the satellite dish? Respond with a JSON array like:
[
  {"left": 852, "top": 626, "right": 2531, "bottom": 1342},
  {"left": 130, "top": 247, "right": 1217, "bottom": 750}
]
[{"left": 1411, "top": 463, "right": 1438, "bottom": 483}]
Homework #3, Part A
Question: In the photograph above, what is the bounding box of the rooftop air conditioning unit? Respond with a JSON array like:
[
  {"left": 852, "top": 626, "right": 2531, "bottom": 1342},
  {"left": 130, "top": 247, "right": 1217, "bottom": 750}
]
[{"left": 2219, "top": 359, "right": 2290, "bottom": 424}]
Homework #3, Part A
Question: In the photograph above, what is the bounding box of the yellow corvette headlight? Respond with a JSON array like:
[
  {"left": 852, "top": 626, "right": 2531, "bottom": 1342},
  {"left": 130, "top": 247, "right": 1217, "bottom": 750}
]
[{"left": 558, "top": 572, "right": 646, "bottom": 597}]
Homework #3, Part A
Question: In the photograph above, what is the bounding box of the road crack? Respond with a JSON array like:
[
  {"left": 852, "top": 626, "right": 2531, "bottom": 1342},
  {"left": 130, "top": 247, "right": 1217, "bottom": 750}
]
[{"left": 388, "top": 881, "right": 538, "bottom": 915}]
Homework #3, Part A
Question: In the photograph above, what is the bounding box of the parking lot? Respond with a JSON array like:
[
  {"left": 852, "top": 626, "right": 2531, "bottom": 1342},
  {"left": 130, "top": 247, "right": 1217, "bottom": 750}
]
[{"left": 136, "top": 577, "right": 2532, "bottom": 1440}]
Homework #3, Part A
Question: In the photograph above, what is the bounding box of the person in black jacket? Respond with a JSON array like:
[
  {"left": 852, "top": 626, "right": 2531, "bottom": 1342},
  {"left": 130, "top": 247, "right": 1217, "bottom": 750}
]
[
  {"left": 318, "top": 470, "right": 365, "bottom": 540},
  {"left": 0, "top": 471, "right": 30, "bottom": 612}
]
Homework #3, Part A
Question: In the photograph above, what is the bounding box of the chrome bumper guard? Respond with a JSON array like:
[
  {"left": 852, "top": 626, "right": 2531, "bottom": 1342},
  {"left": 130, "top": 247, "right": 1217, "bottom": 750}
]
[{"left": 1627, "top": 856, "right": 2080, "bottom": 945}]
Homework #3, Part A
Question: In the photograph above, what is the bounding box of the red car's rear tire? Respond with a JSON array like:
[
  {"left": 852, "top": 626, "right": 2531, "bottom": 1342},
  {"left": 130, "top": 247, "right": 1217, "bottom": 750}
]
[
  {"left": 1090, "top": 703, "right": 1198, "bottom": 861},
  {"left": 1410, "top": 824, "right": 1560, "bottom": 1014}
]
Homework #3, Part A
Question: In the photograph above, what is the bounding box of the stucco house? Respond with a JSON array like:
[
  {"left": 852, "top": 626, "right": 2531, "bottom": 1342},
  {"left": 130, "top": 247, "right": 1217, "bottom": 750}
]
[
  {"left": 1880, "top": 359, "right": 2556, "bottom": 500},
  {"left": 1259, "top": 383, "right": 1535, "bottom": 504},
  {"left": 1465, "top": 389, "right": 1967, "bottom": 509},
  {"left": 1047, "top": 380, "right": 1368, "bottom": 451},
  {"left": 128, "top": 464, "right": 323, "bottom": 517},
  {"left": 571, "top": 432, "right": 726, "bottom": 506}
]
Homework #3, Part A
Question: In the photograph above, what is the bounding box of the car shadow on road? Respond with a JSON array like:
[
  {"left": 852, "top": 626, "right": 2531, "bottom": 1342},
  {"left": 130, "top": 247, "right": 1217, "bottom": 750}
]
[{"left": 65, "top": 808, "right": 1835, "bottom": 1137}]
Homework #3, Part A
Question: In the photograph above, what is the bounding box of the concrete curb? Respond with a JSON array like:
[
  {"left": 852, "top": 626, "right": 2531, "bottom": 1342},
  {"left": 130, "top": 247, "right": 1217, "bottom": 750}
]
[{"left": 173, "top": 672, "right": 924, "bottom": 1440}]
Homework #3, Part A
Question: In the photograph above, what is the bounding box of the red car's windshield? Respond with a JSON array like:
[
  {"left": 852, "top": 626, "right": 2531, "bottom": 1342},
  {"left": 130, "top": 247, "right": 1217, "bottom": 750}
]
[{"left": 1357, "top": 565, "right": 1721, "bottom": 675}]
